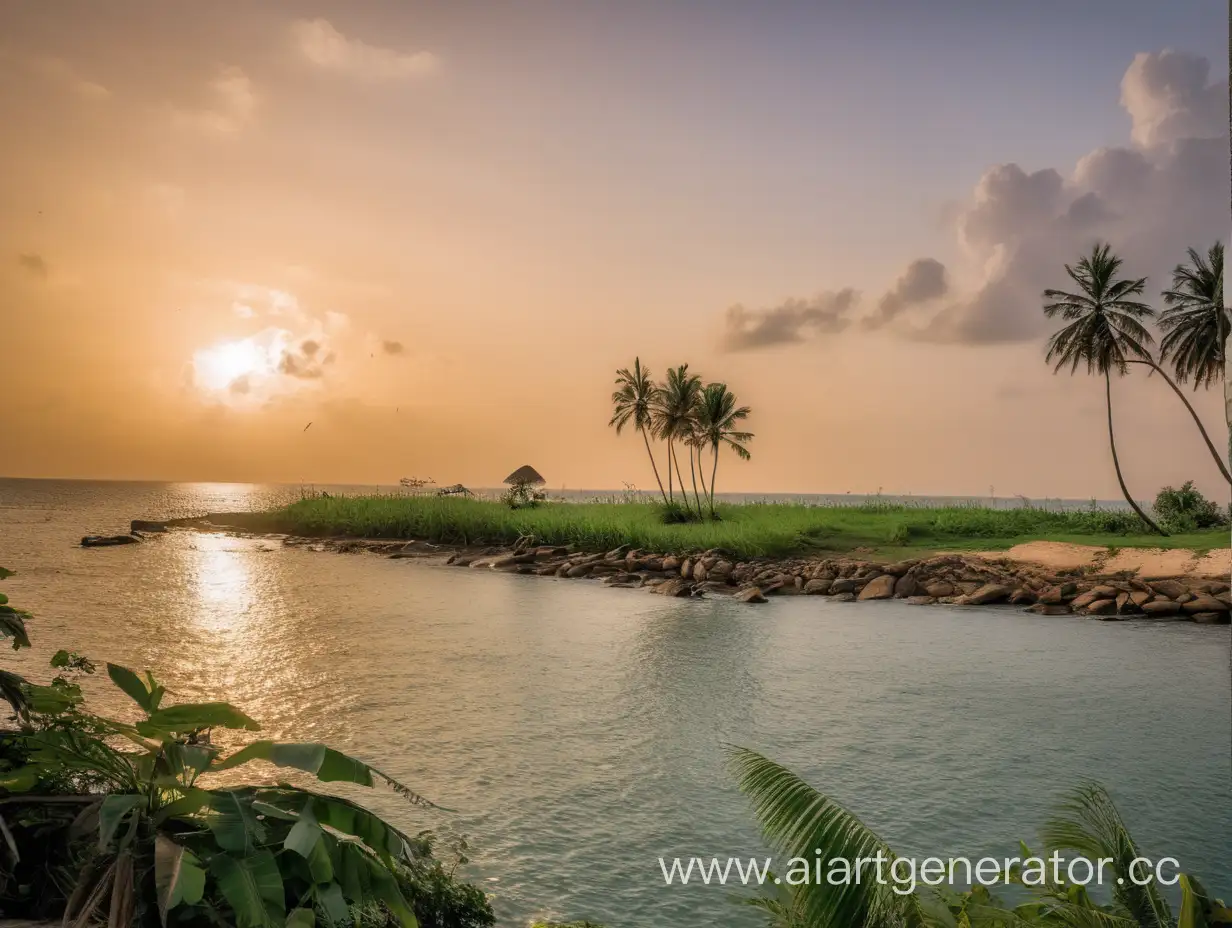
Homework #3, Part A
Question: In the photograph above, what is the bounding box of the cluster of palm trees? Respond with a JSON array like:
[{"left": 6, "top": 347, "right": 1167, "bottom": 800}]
[
  {"left": 1042, "top": 241, "right": 1227, "bottom": 535},
  {"left": 608, "top": 360, "right": 753, "bottom": 519}
]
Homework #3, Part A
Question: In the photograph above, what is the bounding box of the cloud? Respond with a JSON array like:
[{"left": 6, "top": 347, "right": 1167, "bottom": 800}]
[
  {"left": 17, "top": 253, "right": 48, "bottom": 279},
  {"left": 172, "top": 66, "right": 256, "bottom": 135},
  {"left": 720, "top": 289, "right": 858, "bottom": 351},
  {"left": 13, "top": 54, "right": 110, "bottom": 99},
  {"left": 720, "top": 49, "right": 1228, "bottom": 349},
  {"left": 872, "top": 258, "right": 948, "bottom": 324},
  {"left": 292, "top": 19, "right": 438, "bottom": 80},
  {"left": 381, "top": 339, "right": 404, "bottom": 355}
]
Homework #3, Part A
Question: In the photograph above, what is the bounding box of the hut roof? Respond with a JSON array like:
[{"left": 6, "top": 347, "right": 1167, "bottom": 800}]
[{"left": 503, "top": 464, "right": 546, "bottom": 486}]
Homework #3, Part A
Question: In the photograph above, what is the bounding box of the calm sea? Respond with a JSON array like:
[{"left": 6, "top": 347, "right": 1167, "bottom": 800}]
[{"left": 0, "top": 478, "right": 1227, "bottom": 926}]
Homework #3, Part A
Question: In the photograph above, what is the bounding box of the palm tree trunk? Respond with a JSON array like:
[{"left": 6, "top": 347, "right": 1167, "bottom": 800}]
[
  {"left": 688, "top": 445, "right": 704, "bottom": 516},
  {"left": 666, "top": 438, "right": 674, "bottom": 503},
  {"left": 1104, "top": 370, "right": 1168, "bottom": 536},
  {"left": 1128, "top": 359, "right": 1232, "bottom": 485},
  {"left": 670, "top": 442, "right": 692, "bottom": 516},
  {"left": 696, "top": 445, "right": 710, "bottom": 515},
  {"left": 640, "top": 428, "right": 670, "bottom": 504},
  {"left": 709, "top": 445, "right": 719, "bottom": 517}
]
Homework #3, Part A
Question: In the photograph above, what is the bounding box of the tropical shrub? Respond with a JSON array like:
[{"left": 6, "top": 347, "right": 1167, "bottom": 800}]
[
  {"left": 730, "top": 746, "right": 1231, "bottom": 928},
  {"left": 1153, "top": 481, "right": 1229, "bottom": 533}
]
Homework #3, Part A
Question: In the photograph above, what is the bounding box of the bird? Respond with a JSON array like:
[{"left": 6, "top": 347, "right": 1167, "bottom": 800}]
[{"left": 303, "top": 422, "right": 313, "bottom": 432}]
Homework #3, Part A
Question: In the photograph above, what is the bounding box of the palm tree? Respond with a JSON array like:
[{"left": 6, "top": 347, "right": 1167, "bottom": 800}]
[
  {"left": 653, "top": 364, "right": 704, "bottom": 517},
  {"left": 1042, "top": 243, "right": 1167, "bottom": 535},
  {"left": 609, "top": 358, "right": 670, "bottom": 504},
  {"left": 729, "top": 747, "right": 1229, "bottom": 928},
  {"left": 694, "top": 383, "right": 753, "bottom": 517},
  {"left": 1151, "top": 242, "right": 1232, "bottom": 485}
]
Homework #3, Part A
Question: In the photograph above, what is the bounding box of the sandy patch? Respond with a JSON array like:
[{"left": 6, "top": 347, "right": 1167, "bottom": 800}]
[{"left": 964, "top": 540, "right": 1231, "bottom": 578}]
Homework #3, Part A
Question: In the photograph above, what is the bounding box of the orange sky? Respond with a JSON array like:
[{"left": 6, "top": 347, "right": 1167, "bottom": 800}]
[{"left": 1, "top": 2, "right": 1228, "bottom": 499}]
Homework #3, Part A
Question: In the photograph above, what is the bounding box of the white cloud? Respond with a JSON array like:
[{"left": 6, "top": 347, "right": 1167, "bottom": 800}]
[
  {"left": 172, "top": 66, "right": 257, "bottom": 135},
  {"left": 292, "top": 18, "right": 438, "bottom": 81},
  {"left": 721, "top": 49, "right": 1228, "bottom": 350}
]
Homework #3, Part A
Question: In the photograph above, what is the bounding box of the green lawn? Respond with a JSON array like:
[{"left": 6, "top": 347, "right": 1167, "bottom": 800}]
[{"left": 270, "top": 495, "right": 1229, "bottom": 560}]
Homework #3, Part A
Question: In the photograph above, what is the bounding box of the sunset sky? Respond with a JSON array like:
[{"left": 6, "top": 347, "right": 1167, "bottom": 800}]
[{"left": 2, "top": 0, "right": 1228, "bottom": 498}]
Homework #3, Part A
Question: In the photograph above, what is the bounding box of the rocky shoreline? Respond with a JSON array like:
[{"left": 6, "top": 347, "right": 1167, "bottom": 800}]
[
  {"left": 112, "top": 515, "right": 1231, "bottom": 624},
  {"left": 292, "top": 534, "right": 1230, "bottom": 624}
]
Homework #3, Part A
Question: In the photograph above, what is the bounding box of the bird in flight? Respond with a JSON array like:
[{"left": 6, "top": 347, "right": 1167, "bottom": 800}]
[{"left": 303, "top": 422, "right": 313, "bottom": 432}]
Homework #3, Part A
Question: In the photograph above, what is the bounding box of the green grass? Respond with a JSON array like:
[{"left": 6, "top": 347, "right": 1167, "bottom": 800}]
[{"left": 270, "top": 495, "right": 1229, "bottom": 560}]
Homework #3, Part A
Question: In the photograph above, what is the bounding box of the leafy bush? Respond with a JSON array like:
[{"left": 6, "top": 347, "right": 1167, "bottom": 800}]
[{"left": 1153, "top": 481, "right": 1229, "bottom": 533}]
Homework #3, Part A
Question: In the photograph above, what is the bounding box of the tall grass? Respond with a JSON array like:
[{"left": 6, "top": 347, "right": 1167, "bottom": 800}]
[{"left": 272, "top": 495, "right": 1226, "bottom": 559}]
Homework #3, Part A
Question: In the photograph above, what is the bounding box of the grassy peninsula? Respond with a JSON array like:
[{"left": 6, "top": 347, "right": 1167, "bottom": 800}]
[{"left": 272, "top": 495, "right": 1229, "bottom": 560}]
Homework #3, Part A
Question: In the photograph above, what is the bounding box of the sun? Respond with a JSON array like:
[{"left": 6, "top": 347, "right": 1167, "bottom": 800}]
[{"left": 192, "top": 337, "right": 275, "bottom": 394}]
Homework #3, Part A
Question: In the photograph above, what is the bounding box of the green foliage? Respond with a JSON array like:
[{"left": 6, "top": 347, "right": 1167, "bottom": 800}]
[
  {"left": 0, "top": 653, "right": 436, "bottom": 928},
  {"left": 500, "top": 481, "right": 542, "bottom": 510},
  {"left": 270, "top": 494, "right": 1220, "bottom": 560},
  {"left": 729, "top": 746, "right": 1230, "bottom": 928},
  {"left": 1153, "top": 481, "right": 1229, "bottom": 533}
]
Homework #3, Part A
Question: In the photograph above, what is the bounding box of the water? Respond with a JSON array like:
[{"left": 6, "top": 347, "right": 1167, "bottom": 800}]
[{"left": 0, "top": 478, "right": 1228, "bottom": 926}]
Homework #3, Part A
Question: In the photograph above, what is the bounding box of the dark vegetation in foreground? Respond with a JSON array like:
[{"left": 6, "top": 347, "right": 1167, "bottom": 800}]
[
  {"left": 1, "top": 570, "right": 1227, "bottom": 927},
  {"left": 271, "top": 491, "right": 1229, "bottom": 560}
]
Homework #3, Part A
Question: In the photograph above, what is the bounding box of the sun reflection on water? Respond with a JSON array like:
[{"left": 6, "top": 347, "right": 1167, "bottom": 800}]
[{"left": 188, "top": 532, "right": 259, "bottom": 633}]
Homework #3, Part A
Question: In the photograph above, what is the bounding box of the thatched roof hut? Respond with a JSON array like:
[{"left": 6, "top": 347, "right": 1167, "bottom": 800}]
[{"left": 503, "top": 464, "right": 546, "bottom": 486}]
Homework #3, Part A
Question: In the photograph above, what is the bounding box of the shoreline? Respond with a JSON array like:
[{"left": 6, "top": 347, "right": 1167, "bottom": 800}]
[{"left": 127, "top": 513, "right": 1231, "bottom": 623}]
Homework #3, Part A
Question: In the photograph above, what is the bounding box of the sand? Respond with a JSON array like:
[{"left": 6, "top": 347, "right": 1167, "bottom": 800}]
[{"left": 966, "top": 540, "right": 1231, "bottom": 579}]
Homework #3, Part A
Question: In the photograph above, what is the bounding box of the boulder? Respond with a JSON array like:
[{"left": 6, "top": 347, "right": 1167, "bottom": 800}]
[
  {"left": 81, "top": 534, "right": 141, "bottom": 547},
  {"left": 1192, "top": 612, "right": 1230, "bottom": 624},
  {"left": 905, "top": 595, "right": 937, "bottom": 606},
  {"left": 655, "top": 578, "right": 692, "bottom": 597},
  {"left": 1181, "top": 595, "right": 1228, "bottom": 614},
  {"left": 1141, "top": 600, "right": 1183, "bottom": 617},
  {"left": 566, "top": 563, "right": 595, "bottom": 578},
  {"left": 1038, "top": 583, "right": 1078, "bottom": 604},
  {"left": 830, "top": 578, "right": 857, "bottom": 594},
  {"left": 680, "top": 558, "right": 694, "bottom": 579},
  {"left": 733, "top": 586, "right": 768, "bottom": 604},
  {"left": 692, "top": 562, "right": 708, "bottom": 583},
  {"left": 830, "top": 591, "right": 857, "bottom": 603},
  {"left": 700, "top": 581, "right": 733, "bottom": 594},
  {"left": 962, "top": 584, "right": 1012, "bottom": 606},
  {"left": 923, "top": 581, "right": 954, "bottom": 598},
  {"left": 1008, "top": 589, "right": 1036, "bottom": 605},
  {"left": 1085, "top": 599, "right": 1117, "bottom": 615},
  {"left": 803, "top": 578, "right": 832, "bottom": 595},
  {"left": 1026, "top": 603, "right": 1072, "bottom": 616},
  {"left": 605, "top": 545, "right": 632, "bottom": 560},
  {"left": 1129, "top": 590, "right": 1152, "bottom": 608},
  {"left": 857, "top": 575, "right": 897, "bottom": 601},
  {"left": 710, "top": 560, "right": 734, "bottom": 579},
  {"left": 892, "top": 575, "right": 919, "bottom": 598},
  {"left": 660, "top": 556, "right": 679, "bottom": 572},
  {"left": 1148, "top": 579, "right": 1189, "bottom": 600}
]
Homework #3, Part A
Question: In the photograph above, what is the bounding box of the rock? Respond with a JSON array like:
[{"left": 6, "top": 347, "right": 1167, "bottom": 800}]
[
  {"left": 733, "top": 587, "right": 768, "bottom": 604},
  {"left": 692, "top": 562, "right": 708, "bottom": 583},
  {"left": 1090, "top": 585, "right": 1121, "bottom": 599},
  {"left": 857, "top": 575, "right": 897, "bottom": 601},
  {"left": 1085, "top": 599, "right": 1117, "bottom": 615},
  {"left": 1129, "top": 590, "right": 1152, "bottom": 608},
  {"left": 1149, "top": 579, "right": 1189, "bottom": 599},
  {"left": 1175, "top": 592, "right": 1196, "bottom": 604},
  {"left": 811, "top": 567, "right": 837, "bottom": 582},
  {"left": 1008, "top": 588, "right": 1036, "bottom": 605},
  {"left": 642, "top": 557, "right": 665, "bottom": 571},
  {"left": 1192, "top": 612, "right": 1230, "bottom": 624},
  {"left": 830, "top": 591, "right": 857, "bottom": 603},
  {"left": 905, "top": 595, "right": 937, "bottom": 606},
  {"left": 893, "top": 575, "right": 919, "bottom": 598},
  {"left": 81, "top": 534, "right": 141, "bottom": 547},
  {"left": 680, "top": 558, "right": 694, "bottom": 579},
  {"left": 955, "top": 581, "right": 982, "bottom": 595},
  {"left": 1038, "top": 583, "right": 1078, "bottom": 604},
  {"left": 883, "top": 559, "right": 919, "bottom": 576},
  {"left": 830, "top": 578, "right": 856, "bottom": 594},
  {"left": 534, "top": 565, "right": 559, "bottom": 576},
  {"left": 710, "top": 560, "right": 734, "bottom": 579},
  {"left": 605, "top": 545, "right": 632, "bottom": 560},
  {"left": 1115, "top": 592, "right": 1140, "bottom": 615},
  {"left": 130, "top": 520, "right": 167, "bottom": 533},
  {"left": 656, "top": 578, "right": 692, "bottom": 597},
  {"left": 1141, "top": 600, "right": 1183, "bottom": 617},
  {"left": 1026, "top": 603, "right": 1072, "bottom": 616},
  {"left": 793, "top": 575, "right": 805, "bottom": 591},
  {"left": 490, "top": 553, "right": 536, "bottom": 569},
  {"left": 923, "top": 581, "right": 954, "bottom": 598},
  {"left": 962, "top": 584, "right": 1012, "bottom": 606},
  {"left": 700, "top": 581, "right": 733, "bottom": 594},
  {"left": 803, "top": 578, "right": 832, "bottom": 595},
  {"left": 537, "top": 545, "right": 570, "bottom": 557},
  {"left": 1182, "top": 595, "right": 1228, "bottom": 614},
  {"left": 566, "top": 564, "right": 594, "bottom": 578}
]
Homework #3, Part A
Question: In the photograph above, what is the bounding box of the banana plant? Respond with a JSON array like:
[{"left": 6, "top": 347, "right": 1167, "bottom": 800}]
[
  {"left": 728, "top": 747, "right": 1230, "bottom": 928},
  {"left": 0, "top": 658, "right": 434, "bottom": 928}
]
